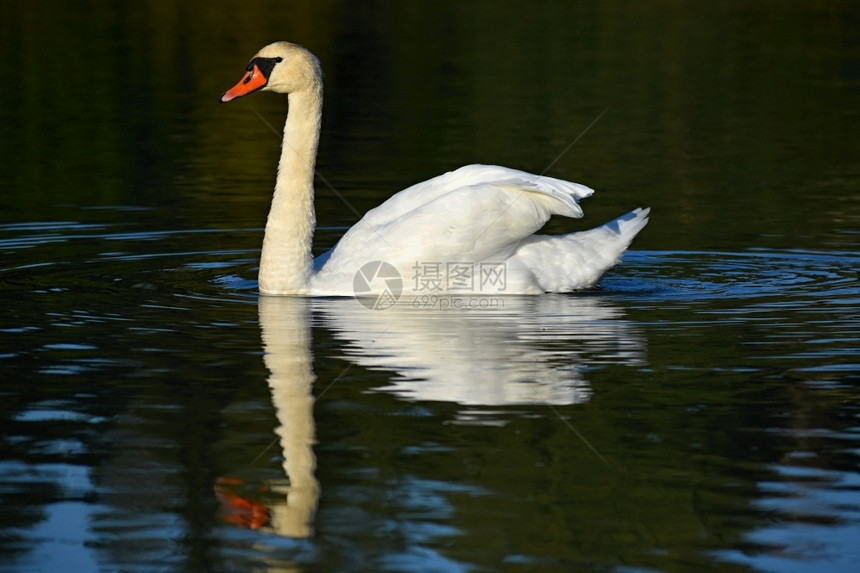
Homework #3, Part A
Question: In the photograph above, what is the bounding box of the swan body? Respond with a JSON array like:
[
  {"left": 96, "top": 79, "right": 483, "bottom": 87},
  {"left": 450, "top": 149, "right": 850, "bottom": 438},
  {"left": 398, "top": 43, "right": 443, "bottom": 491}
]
[{"left": 221, "top": 42, "right": 649, "bottom": 296}]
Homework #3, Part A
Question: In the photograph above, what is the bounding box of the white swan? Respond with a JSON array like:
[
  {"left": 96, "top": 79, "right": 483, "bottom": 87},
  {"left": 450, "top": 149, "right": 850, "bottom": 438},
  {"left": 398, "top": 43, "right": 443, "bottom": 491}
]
[{"left": 220, "top": 42, "right": 650, "bottom": 296}]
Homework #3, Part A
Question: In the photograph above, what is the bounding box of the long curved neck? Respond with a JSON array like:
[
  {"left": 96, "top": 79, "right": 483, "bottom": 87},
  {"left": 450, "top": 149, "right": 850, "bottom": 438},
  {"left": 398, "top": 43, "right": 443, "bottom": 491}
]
[{"left": 259, "top": 84, "right": 322, "bottom": 294}]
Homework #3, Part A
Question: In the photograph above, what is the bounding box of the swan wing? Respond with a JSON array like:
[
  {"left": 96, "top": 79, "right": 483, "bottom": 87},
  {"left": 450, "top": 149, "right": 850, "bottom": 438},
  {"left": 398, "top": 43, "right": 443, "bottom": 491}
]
[
  {"left": 313, "top": 165, "right": 594, "bottom": 287},
  {"left": 362, "top": 164, "right": 593, "bottom": 227}
]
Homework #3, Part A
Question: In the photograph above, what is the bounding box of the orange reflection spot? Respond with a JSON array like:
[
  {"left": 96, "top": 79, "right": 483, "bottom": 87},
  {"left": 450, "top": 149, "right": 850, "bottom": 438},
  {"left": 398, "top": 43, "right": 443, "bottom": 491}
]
[{"left": 215, "top": 477, "right": 269, "bottom": 530}]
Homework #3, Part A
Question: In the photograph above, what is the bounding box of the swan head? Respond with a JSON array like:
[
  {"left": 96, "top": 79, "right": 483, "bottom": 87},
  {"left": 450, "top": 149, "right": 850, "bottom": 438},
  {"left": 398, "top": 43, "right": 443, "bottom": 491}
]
[{"left": 220, "top": 42, "right": 321, "bottom": 103}]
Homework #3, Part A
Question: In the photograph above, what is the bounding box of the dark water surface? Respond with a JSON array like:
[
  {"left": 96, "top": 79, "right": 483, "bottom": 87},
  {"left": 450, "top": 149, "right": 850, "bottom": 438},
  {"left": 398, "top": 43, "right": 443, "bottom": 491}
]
[{"left": 1, "top": 1, "right": 858, "bottom": 572}]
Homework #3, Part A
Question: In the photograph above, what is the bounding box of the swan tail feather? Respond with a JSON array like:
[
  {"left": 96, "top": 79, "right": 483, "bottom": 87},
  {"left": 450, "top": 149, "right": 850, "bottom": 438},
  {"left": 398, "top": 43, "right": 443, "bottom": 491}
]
[{"left": 510, "top": 207, "right": 650, "bottom": 292}]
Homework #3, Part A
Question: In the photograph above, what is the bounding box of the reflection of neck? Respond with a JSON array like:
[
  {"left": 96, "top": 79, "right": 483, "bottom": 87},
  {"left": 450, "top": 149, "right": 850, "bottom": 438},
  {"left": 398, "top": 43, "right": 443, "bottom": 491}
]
[{"left": 259, "top": 295, "right": 319, "bottom": 538}]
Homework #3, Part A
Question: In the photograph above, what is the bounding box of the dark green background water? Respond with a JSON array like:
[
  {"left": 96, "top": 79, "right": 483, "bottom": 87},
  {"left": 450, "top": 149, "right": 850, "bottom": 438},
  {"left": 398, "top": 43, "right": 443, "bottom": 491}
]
[{"left": 1, "top": 1, "right": 858, "bottom": 571}]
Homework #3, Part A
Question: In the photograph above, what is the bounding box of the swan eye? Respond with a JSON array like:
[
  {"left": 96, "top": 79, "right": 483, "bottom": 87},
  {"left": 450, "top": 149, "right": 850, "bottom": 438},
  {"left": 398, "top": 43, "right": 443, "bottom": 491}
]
[{"left": 275, "top": 57, "right": 283, "bottom": 63}]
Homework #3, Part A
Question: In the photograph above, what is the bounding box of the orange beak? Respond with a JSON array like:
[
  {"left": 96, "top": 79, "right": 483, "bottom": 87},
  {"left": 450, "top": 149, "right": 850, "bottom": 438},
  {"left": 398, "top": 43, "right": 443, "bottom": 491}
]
[{"left": 220, "top": 64, "right": 268, "bottom": 103}]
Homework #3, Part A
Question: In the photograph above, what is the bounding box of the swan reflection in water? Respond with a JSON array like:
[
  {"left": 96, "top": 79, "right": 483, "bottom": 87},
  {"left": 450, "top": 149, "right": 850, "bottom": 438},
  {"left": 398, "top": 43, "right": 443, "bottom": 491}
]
[{"left": 245, "top": 294, "right": 646, "bottom": 537}]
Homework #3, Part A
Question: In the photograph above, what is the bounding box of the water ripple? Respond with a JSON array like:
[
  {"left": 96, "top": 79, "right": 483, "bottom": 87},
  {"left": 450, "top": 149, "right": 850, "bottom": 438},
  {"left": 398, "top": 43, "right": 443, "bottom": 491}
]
[{"left": 610, "top": 249, "right": 859, "bottom": 305}]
